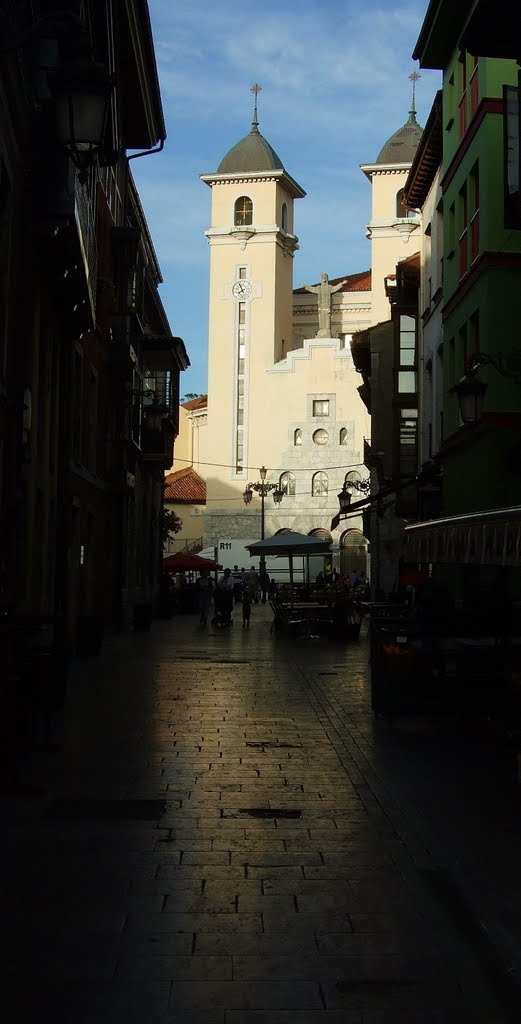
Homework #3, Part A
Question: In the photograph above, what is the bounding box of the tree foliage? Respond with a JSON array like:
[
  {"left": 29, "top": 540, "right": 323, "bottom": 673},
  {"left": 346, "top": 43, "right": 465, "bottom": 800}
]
[{"left": 162, "top": 507, "right": 183, "bottom": 543}]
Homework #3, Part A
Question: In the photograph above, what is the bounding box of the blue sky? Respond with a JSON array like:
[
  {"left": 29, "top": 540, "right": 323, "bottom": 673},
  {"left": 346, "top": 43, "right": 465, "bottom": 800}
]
[{"left": 131, "top": 1, "right": 441, "bottom": 397}]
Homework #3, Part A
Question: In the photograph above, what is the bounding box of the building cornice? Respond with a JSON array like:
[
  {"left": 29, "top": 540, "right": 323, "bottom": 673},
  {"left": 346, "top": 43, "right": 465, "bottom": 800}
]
[
  {"left": 360, "top": 163, "right": 412, "bottom": 181},
  {"left": 200, "top": 168, "right": 306, "bottom": 200}
]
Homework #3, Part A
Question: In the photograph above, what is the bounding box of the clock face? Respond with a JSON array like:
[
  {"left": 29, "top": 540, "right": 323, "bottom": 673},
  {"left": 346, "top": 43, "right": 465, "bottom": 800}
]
[{"left": 232, "top": 280, "right": 252, "bottom": 299}]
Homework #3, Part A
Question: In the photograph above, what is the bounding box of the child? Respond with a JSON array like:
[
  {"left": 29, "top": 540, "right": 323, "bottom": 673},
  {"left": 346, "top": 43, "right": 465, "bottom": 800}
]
[{"left": 242, "top": 590, "right": 252, "bottom": 628}]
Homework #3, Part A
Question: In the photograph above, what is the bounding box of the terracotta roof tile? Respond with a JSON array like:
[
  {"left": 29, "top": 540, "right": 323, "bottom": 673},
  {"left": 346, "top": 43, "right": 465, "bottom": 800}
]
[
  {"left": 182, "top": 395, "right": 207, "bottom": 411},
  {"left": 164, "top": 467, "right": 206, "bottom": 503},
  {"left": 294, "top": 270, "right": 371, "bottom": 295}
]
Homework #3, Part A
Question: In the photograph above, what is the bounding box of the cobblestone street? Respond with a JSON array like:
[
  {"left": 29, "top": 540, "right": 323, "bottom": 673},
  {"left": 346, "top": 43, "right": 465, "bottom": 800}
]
[{"left": 5, "top": 605, "right": 521, "bottom": 1023}]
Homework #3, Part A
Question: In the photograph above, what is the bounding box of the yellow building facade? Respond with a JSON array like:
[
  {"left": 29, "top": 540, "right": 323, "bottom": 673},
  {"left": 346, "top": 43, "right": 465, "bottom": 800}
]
[{"left": 191, "top": 99, "right": 424, "bottom": 571}]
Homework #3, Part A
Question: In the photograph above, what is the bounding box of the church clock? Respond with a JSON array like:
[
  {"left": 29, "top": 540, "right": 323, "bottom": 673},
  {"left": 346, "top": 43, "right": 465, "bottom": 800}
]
[{"left": 232, "top": 280, "right": 252, "bottom": 299}]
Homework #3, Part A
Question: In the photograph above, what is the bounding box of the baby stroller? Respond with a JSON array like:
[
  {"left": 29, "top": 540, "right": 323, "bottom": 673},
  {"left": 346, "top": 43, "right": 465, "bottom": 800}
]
[{"left": 211, "top": 585, "right": 233, "bottom": 628}]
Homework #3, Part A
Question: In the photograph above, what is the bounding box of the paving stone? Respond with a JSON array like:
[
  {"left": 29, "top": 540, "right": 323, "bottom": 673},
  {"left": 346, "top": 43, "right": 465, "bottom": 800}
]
[
  {"left": 168, "top": 979, "right": 323, "bottom": 1011},
  {"left": 114, "top": 954, "right": 233, "bottom": 981},
  {"left": 5, "top": 609, "right": 512, "bottom": 1023},
  {"left": 225, "top": 1014, "right": 362, "bottom": 1024}
]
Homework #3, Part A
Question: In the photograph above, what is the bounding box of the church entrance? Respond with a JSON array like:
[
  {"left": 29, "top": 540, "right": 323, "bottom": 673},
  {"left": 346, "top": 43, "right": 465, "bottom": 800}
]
[
  {"left": 307, "top": 528, "right": 332, "bottom": 581},
  {"left": 340, "top": 528, "right": 368, "bottom": 578}
]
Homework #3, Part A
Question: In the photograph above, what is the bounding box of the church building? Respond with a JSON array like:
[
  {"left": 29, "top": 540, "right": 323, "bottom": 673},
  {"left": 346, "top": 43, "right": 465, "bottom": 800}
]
[{"left": 175, "top": 89, "right": 423, "bottom": 575}]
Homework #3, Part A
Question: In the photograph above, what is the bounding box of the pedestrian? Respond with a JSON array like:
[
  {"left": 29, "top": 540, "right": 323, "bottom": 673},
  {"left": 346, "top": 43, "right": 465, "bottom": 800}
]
[
  {"left": 242, "top": 589, "right": 252, "bottom": 628},
  {"left": 316, "top": 569, "right": 325, "bottom": 584},
  {"left": 349, "top": 568, "right": 359, "bottom": 590},
  {"left": 196, "top": 571, "right": 213, "bottom": 626},
  {"left": 232, "top": 564, "right": 243, "bottom": 603},
  {"left": 260, "top": 568, "right": 270, "bottom": 604},
  {"left": 246, "top": 565, "right": 260, "bottom": 603},
  {"left": 216, "top": 567, "right": 235, "bottom": 626},
  {"left": 269, "top": 577, "right": 277, "bottom": 602}
]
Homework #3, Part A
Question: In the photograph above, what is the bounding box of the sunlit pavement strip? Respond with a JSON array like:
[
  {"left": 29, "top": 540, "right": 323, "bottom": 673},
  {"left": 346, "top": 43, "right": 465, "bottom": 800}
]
[{"left": 4, "top": 604, "right": 512, "bottom": 1022}]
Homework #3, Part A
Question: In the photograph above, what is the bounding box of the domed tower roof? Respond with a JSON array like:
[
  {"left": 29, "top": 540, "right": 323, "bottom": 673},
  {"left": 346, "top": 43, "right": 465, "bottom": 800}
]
[
  {"left": 376, "top": 77, "right": 423, "bottom": 165},
  {"left": 216, "top": 98, "right": 284, "bottom": 174},
  {"left": 376, "top": 111, "right": 423, "bottom": 164},
  {"left": 217, "top": 129, "right": 284, "bottom": 174}
]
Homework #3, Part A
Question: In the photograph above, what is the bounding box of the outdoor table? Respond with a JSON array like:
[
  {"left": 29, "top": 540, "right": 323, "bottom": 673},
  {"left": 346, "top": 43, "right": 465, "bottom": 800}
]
[{"left": 270, "top": 601, "right": 332, "bottom": 638}]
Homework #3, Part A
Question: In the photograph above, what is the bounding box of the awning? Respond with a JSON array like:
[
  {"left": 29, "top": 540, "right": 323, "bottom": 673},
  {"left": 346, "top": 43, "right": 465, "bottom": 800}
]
[{"left": 403, "top": 505, "right": 521, "bottom": 566}]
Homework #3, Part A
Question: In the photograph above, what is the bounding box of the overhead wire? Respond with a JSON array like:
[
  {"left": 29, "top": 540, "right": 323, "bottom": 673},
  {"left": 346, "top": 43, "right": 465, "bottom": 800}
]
[{"left": 170, "top": 456, "right": 367, "bottom": 474}]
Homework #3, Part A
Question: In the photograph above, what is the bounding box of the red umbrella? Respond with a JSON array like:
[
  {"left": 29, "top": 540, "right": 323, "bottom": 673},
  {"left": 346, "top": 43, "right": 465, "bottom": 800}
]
[{"left": 162, "top": 552, "right": 222, "bottom": 572}]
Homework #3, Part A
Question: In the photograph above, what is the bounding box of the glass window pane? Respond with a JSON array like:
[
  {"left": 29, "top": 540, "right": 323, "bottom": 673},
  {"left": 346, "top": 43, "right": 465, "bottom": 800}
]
[
  {"left": 235, "top": 196, "right": 253, "bottom": 226},
  {"left": 400, "top": 349, "right": 415, "bottom": 366},
  {"left": 312, "top": 472, "right": 328, "bottom": 496},
  {"left": 313, "top": 400, "right": 329, "bottom": 416},
  {"left": 313, "top": 429, "right": 329, "bottom": 445},
  {"left": 400, "top": 314, "right": 415, "bottom": 331},
  {"left": 400, "top": 332, "right": 415, "bottom": 348},
  {"left": 398, "top": 371, "right": 417, "bottom": 393}
]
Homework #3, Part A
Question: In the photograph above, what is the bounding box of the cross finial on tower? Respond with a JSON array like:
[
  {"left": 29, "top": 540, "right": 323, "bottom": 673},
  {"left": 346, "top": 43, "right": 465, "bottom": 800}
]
[
  {"left": 408, "top": 71, "right": 421, "bottom": 121},
  {"left": 250, "top": 83, "right": 262, "bottom": 133}
]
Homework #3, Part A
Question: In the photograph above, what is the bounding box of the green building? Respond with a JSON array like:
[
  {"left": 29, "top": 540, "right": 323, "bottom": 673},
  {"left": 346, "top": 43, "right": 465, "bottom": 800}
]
[{"left": 414, "top": 0, "right": 521, "bottom": 517}]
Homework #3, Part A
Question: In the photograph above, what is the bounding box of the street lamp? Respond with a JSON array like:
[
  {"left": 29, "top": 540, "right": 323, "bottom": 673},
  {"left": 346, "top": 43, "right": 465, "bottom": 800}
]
[
  {"left": 338, "top": 471, "right": 371, "bottom": 514},
  {"left": 450, "top": 350, "right": 521, "bottom": 424},
  {"left": 50, "top": 55, "right": 115, "bottom": 183},
  {"left": 1, "top": 9, "right": 115, "bottom": 185},
  {"left": 243, "top": 466, "right": 284, "bottom": 571}
]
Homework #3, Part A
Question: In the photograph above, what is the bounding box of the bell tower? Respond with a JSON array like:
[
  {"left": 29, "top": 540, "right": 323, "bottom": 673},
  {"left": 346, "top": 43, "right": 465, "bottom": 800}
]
[
  {"left": 200, "top": 88, "right": 305, "bottom": 547},
  {"left": 360, "top": 75, "right": 423, "bottom": 325}
]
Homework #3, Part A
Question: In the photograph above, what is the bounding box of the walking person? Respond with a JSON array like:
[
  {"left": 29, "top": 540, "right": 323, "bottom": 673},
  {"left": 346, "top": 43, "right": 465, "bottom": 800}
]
[
  {"left": 260, "top": 568, "right": 270, "bottom": 604},
  {"left": 196, "top": 571, "right": 214, "bottom": 626},
  {"left": 242, "top": 589, "right": 252, "bottom": 628},
  {"left": 246, "top": 565, "right": 260, "bottom": 604},
  {"left": 232, "top": 564, "right": 243, "bottom": 603},
  {"left": 216, "top": 567, "right": 234, "bottom": 626}
]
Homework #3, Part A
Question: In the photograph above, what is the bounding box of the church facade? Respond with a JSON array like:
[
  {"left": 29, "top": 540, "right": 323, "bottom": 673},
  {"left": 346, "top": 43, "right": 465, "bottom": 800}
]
[{"left": 194, "top": 93, "right": 423, "bottom": 574}]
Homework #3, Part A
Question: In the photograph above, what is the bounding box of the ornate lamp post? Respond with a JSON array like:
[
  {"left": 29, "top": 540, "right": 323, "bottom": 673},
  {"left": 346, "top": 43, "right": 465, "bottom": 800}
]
[
  {"left": 243, "top": 466, "right": 284, "bottom": 573},
  {"left": 449, "top": 350, "right": 521, "bottom": 424}
]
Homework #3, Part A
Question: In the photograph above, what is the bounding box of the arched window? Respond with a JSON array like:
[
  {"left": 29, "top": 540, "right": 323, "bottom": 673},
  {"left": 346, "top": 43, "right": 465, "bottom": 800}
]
[
  {"left": 294, "top": 428, "right": 302, "bottom": 446},
  {"left": 234, "top": 196, "right": 253, "bottom": 226},
  {"left": 340, "top": 528, "right": 368, "bottom": 577},
  {"left": 345, "top": 470, "right": 361, "bottom": 486},
  {"left": 281, "top": 202, "right": 288, "bottom": 231},
  {"left": 309, "top": 528, "right": 331, "bottom": 542},
  {"left": 339, "top": 427, "right": 347, "bottom": 445},
  {"left": 396, "top": 187, "right": 416, "bottom": 219},
  {"left": 279, "top": 471, "right": 295, "bottom": 496},
  {"left": 313, "top": 428, "right": 329, "bottom": 445},
  {"left": 312, "top": 471, "right": 328, "bottom": 496},
  {"left": 396, "top": 188, "right": 407, "bottom": 217}
]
